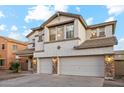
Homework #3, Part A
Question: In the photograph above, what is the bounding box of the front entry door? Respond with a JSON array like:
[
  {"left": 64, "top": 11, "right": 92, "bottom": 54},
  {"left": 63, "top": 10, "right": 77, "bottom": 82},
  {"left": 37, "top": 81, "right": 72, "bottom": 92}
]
[{"left": 52, "top": 57, "right": 59, "bottom": 74}]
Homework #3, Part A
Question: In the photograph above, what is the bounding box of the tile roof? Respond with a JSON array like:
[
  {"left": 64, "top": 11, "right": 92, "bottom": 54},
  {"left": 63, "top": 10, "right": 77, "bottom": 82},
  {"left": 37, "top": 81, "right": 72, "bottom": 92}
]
[
  {"left": 16, "top": 48, "right": 34, "bottom": 55},
  {"left": 0, "top": 35, "right": 27, "bottom": 45},
  {"left": 74, "top": 36, "right": 118, "bottom": 49}
]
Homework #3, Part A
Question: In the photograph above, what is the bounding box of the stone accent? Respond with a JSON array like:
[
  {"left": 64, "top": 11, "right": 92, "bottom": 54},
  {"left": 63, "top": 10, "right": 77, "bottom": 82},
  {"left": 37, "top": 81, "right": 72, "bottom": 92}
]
[{"left": 105, "top": 55, "right": 115, "bottom": 80}]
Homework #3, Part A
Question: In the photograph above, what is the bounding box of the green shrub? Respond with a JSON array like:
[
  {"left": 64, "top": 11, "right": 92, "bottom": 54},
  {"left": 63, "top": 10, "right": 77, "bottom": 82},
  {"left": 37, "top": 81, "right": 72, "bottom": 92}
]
[{"left": 9, "top": 60, "right": 20, "bottom": 73}]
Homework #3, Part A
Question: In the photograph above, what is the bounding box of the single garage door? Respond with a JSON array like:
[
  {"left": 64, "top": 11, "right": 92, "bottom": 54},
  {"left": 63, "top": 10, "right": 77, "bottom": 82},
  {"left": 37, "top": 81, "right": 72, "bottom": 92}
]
[
  {"left": 39, "top": 58, "right": 52, "bottom": 74},
  {"left": 59, "top": 56, "right": 105, "bottom": 77}
]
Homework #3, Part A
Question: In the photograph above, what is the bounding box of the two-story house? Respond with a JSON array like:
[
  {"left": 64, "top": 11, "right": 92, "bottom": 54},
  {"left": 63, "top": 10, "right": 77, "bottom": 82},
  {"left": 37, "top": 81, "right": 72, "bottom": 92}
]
[
  {"left": 17, "top": 11, "right": 118, "bottom": 79},
  {"left": 0, "top": 36, "right": 27, "bottom": 69}
]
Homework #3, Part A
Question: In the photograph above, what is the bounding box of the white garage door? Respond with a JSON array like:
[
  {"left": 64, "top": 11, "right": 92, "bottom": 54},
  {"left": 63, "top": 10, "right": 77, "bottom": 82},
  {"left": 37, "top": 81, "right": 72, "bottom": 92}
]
[
  {"left": 59, "top": 56, "right": 105, "bottom": 77},
  {"left": 39, "top": 58, "right": 52, "bottom": 74}
]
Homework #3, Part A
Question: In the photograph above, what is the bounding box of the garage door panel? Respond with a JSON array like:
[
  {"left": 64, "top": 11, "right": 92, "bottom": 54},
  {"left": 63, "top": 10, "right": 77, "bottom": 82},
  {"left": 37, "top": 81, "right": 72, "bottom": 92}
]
[
  {"left": 39, "top": 59, "right": 52, "bottom": 74},
  {"left": 60, "top": 56, "right": 105, "bottom": 77}
]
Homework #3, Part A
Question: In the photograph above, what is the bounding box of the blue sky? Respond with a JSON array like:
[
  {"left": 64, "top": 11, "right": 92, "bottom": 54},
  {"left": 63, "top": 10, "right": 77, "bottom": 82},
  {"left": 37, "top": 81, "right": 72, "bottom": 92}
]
[{"left": 0, "top": 5, "right": 124, "bottom": 50}]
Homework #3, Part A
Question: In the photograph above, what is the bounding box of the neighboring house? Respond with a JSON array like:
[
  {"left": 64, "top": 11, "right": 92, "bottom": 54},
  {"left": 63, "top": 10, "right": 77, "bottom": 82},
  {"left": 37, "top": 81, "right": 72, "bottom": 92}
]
[
  {"left": 114, "top": 50, "right": 124, "bottom": 76},
  {"left": 0, "top": 36, "right": 27, "bottom": 69},
  {"left": 17, "top": 11, "right": 118, "bottom": 79}
]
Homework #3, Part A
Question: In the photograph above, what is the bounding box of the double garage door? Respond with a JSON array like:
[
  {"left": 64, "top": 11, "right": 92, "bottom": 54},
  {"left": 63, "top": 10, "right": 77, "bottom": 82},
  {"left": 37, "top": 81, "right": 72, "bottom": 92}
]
[{"left": 39, "top": 56, "right": 105, "bottom": 77}]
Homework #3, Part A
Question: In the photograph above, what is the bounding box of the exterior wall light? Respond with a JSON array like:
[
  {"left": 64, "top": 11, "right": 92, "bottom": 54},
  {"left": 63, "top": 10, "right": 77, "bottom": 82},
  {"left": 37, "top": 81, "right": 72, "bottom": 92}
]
[
  {"left": 57, "top": 34, "right": 61, "bottom": 37},
  {"left": 105, "top": 55, "right": 114, "bottom": 64},
  {"left": 33, "top": 59, "right": 37, "bottom": 65}
]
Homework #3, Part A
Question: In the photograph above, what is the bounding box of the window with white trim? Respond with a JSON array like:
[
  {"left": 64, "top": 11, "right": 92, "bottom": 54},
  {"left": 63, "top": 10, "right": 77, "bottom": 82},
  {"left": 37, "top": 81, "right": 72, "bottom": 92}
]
[
  {"left": 57, "top": 26, "right": 64, "bottom": 40},
  {"left": 66, "top": 24, "right": 74, "bottom": 39},
  {"left": 99, "top": 27, "right": 105, "bottom": 37},
  {"left": 12, "top": 45, "right": 17, "bottom": 51},
  {"left": 49, "top": 27, "right": 56, "bottom": 41}
]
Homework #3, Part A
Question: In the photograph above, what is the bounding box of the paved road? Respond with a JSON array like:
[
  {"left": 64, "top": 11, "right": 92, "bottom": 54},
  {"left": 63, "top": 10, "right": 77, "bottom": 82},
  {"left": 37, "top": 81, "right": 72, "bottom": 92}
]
[{"left": 0, "top": 74, "right": 104, "bottom": 87}]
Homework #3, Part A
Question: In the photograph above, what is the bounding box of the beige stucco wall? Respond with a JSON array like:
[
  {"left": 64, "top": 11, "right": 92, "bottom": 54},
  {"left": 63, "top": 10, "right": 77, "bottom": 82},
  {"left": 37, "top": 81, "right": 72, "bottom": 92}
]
[
  {"left": 28, "top": 31, "right": 39, "bottom": 49},
  {"left": 105, "top": 25, "right": 113, "bottom": 37},
  {"left": 28, "top": 15, "right": 114, "bottom": 59},
  {"left": 34, "top": 38, "right": 113, "bottom": 58},
  {"left": 34, "top": 15, "right": 87, "bottom": 52},
  {"left": 86, "top": 25, "right": 113, "bottom": 40},
  {"left": 86, "top": 28, "right": 97, "bottom": 40},
  {"left": 46, "top": 15, "right": 75, "bottom": 26},
  {"left": 77, "top": 19, "right": 86, "bottom": 44},
  {"left": 114, "top": 55, "right": 124, "bottom": 60},
  {"left": 35, "top": 37, "right": 44, "bottom": 51}
]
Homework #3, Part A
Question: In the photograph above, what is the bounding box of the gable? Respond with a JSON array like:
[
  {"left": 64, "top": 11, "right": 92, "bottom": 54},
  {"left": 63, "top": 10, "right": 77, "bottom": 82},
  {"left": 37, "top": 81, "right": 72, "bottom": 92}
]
[{"left": 46, "top": 15, "right": 75, "bottom": 26}]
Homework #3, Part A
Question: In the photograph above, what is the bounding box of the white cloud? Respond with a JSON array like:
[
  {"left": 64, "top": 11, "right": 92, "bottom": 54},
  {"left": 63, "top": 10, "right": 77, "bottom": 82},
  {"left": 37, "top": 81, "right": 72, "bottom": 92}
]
[
  {"left": 22, "top": 29, "right": 32, "bottom": 36},
  {"left": 86, "top": 17, "right": 94, "bottom": 25},
  {"left": 8, "top": 25, "right": 23, "bottom": 40},
  {"left": 0, "top": 11, "right": 5, "bottom": 18},
  {"left": 8, "top": 31, "right": 22, "bottom": 40},
  {"left": 25, "top": 5, "right": 68, "bottom": 23},
  {"left": 105, "top": 16, "right": 115, "bottom": 22},
  {"left": 107, "top": 5, "right": 124, "bottom": 16},
  {"left": 76, "top": 7, "right": 80, "bottom": 12},
  {"left": 11, "top": 25, "right": 18, "bottom": 31},
  {"left": 23, "top": 26, "right": 26, "bottom": 29},
  {"left": 54, "top": 5, "right": 68, "bottom": 12},
  {"left": 0, "top": 24, "right": 6, "bottom": 31},
  {"left": 114, "top": 38, "right": 124, "bottom": 50}
]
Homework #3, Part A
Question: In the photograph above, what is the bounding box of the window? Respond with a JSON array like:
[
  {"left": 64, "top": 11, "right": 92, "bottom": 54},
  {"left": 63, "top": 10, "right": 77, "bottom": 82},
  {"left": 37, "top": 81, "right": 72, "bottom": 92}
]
[
  {"left": 12, "top": 45, "right": 17, "bottom": 51},
  {"left": 32, "top": 39, "right": 35, "bottom": 47},
  {"left": 99, "top": 27, "right": 105, "bottom": 37},
  {"left": 57, "top": 26, "right": 64, "bottom": 40},
  {"left": 0, "top": 59, "right": 4, "bottom": 66},
  {"left": 49, "top": 27, "right": 56, "bottom": 41},
  {"left": 2, "top": 44, "right": 5, "bottom": 50},
  {"left": 38, "top": 35, "right": 43, "bottom": 42},
  {"left": 66, "top": 24, "right": 74, "bottom": 39}
]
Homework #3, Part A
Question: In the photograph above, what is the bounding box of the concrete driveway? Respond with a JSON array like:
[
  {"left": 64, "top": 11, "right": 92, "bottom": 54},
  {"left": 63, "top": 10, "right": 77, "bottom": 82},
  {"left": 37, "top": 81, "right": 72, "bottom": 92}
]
[{"left": 0, "top": 74, "right": 104, "bottom": 87}]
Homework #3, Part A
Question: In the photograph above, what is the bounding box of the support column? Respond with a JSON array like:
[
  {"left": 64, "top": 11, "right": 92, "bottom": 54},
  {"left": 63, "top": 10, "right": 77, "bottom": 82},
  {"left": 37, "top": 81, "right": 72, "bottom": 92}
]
[
  {"left": 57, "top": 56, "right": 60, "bottom": 75},
  {"left": 36, "top": 58, "right": 40, "bottom": 74},
  {"left": 28, "top": 58, "right": 31, "bottom": 70},
  {"left": 105, "top": 55, "right": 115, "bottom": 80}
]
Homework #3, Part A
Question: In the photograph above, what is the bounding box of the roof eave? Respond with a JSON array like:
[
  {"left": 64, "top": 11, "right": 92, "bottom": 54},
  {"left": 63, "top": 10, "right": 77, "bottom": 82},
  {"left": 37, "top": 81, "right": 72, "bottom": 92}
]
[{"left": 87, "top": 20, "right": 117, "bottom": 34}]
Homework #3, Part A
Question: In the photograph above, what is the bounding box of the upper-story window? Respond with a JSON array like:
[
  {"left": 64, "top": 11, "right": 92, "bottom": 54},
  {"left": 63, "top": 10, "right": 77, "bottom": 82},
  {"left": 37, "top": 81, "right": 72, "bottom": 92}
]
[
  {"left": 66, "top": 24, "right": 74, "bottom": 39},
  {"left": 49, "top": 22, "right": 74, "bottom": 42},
  {"left": 38, "top": 34, "right": 44, "bottom": 42},
  {"left": 32, "top": 39, "right": 35, "bottom": 47},
  {"left": 99, "top": 27, "right": 105, "bottom": 37},
  {"left": 0, "top": 59, "right": 4, "bottom": 66},
  {"left": 49, "top": 27, "right": 56, "bottom": 41},
  {"left": 12, "top": 45, "right": 17, "bottom": 51},
  {"left": 57, "top": 26, "right": 64, "bottom": 40},
  {"left": 2, "top": 44, "right": 5, "bottom": 50}
]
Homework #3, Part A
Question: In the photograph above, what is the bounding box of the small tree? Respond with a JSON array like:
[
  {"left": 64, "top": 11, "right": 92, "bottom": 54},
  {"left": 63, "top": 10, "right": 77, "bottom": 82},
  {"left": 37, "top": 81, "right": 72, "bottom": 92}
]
[{"left": 9, "top": 60, "right": 20, "bottom": 73}]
